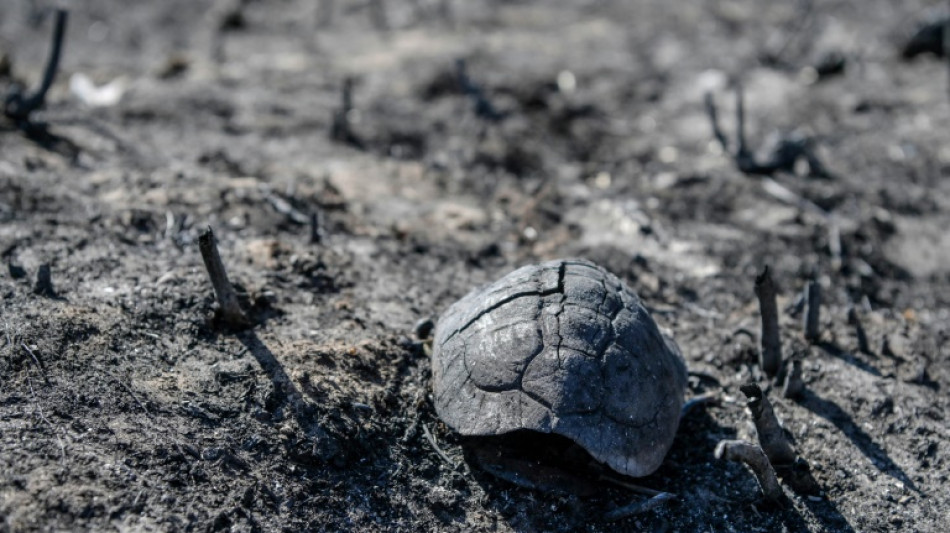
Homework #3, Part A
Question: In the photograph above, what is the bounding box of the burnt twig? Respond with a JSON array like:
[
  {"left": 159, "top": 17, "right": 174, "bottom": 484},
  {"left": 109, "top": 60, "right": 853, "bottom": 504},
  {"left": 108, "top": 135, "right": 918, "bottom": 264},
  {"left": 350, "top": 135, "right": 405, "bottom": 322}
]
[
  {"left": 599, "top": 475, "right": 672, "bottom": 498},
  {"left": 20, "top": 341, "right": 50, "bottom": 384},
  {"left": 828, "top": 219, "right": 842, "bottom": 271},
  {"left": 803, "top": 280, "right": 821, "bottom": 343},
  {"left": 714, "top": 440, "right": 784, "bottom": 502},
  {"left": 309, "top": 211, "right": 323, "bottom": 244},
  {"left": 781, "top": 359, "right": 804, "bottom": 399},
  {"left": 704, "top": 92, "right": 729, "bottom": 152},
  {"left": 4, "top": 9, "right": 68, "bottom": 124},
  {"left": 681, "top": 393, "right": 720, "bottom": 417},
  {"left": 604, "top": 492, "right": 676, "bottom": 522},
  {"left": 262, "top": 187, "right": 309, "bottom": 224},
  {"left": 754, "top": 266, "right": 782, "bottom": 377},
  {"left": 847, "top": 305, "right": 871, "bottom": 354},
  {"left": 198, "top": 226, "right": 252, "bottom": 330},
  {"left": 422, "top": 423, "right": 458, "bottom": 470},
  {"left": 330, "top": 77, "right": 365, "bottom": 149},
  {"left": 33, "top": 263, "right": 56, "bottom": 298},
  {"left": 704, "top": 86, "right": 832, "bottom": 178},
  {"left": 740, "top": 383, "right": 796, "bottom": 466}
]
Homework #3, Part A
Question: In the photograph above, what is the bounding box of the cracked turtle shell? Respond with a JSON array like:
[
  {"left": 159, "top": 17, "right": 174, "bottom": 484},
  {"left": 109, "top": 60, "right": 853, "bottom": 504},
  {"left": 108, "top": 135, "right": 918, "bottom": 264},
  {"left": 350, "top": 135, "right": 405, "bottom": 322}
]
[{"left": 432, "top": 258, "right": 687, "bottom": 477}]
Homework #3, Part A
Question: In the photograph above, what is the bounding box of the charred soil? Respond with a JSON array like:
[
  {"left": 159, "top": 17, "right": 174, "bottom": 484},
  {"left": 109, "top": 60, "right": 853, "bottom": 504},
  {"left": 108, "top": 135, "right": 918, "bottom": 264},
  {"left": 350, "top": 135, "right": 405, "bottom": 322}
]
[{"left": 1, "top": 1, "right": 949, "bottom": 531}]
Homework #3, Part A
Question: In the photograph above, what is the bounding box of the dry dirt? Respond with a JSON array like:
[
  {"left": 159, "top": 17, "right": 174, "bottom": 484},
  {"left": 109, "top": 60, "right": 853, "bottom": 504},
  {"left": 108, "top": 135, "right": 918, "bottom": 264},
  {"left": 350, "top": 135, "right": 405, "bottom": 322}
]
[{"left": 1, "top": 1, "right": 949, "bottom": 531}]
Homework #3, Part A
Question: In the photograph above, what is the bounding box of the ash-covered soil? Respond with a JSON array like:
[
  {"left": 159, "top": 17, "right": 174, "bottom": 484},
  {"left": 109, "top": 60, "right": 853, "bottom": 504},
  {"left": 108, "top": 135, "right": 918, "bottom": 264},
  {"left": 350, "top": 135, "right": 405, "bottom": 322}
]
[{"left": 1, "top": 1, "right": 948, "bottom": 531}]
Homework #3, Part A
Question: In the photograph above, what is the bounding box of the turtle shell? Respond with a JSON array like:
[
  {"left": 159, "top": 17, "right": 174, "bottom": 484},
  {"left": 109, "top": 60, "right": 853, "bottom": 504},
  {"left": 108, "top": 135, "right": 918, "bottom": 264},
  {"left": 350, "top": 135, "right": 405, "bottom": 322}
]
[{"left": 432, "top": 258, "right": 687, "bottom": 477}]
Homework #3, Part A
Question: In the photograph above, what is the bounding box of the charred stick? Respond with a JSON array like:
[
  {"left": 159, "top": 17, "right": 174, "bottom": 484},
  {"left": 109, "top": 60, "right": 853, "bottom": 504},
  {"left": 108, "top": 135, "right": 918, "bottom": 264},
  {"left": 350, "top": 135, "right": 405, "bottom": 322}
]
[
  {"left": 330, "top": 77, "right": 364, "bottom": 149},
  {"left": 704, "top": 84, "right": 830, "bottom": 177},
  {"left": 33, "top": 263, "right": 56, "bottom": 298},
  {"left": 341, "top": 76, "right": 353, "bottom": 114},
  {"left": 198, "top": 226, "right": 251, "bottom": 329},
  {"left": 881, "top": 334, "right": 898, "bottom": 359},
  {"left": 740, "top": 383, "right": 796, "bottom": 466},
  {"left": 754, "top": 266, "right": 782, "bottom": 377},
  {"left": 735, "top": 83, "right": 749, "bottom": 161},
  {"left": 781, "top": 359, "right": 804, "bottom": 399},
  {"left": 828, "top": 220, "right": 842, "bottom": 271},
  {"left": 604, "top": 492, "right": 676, "bottom": 522},
  {"left": 703, "top": 92, "right": 729, "bottom": 152},
  {"left": 422, "top": 423, "right": 458, "bottom": 470},
  {"left": 714, "top": 440, "right": 784, "bottom": 502},
  {"left": 20, "top": 341, "right": 50, "bottom": 384},
  {"left": 847, "top": 305, "right": 871, "bottom": 354},
  {"left": 263, "top": 189, "right": 308, "bottom": 224},
  {"left": 309, "top": 211, "right": 322, "bottom": 244},
  {"left": 4, "top": 9, "right": 68, "bottom": 123},
  {"left": 733, "top": 83, "right": 770, "bottom": 174},
  {"left": 681, "top": 393, "right": 719, "bottom": 418},
  {"left": 599, "top": 476, "right": 672, "bottom": 498},
  {"left": 803, "top": 280, "right": 821, "bottom": 343}
]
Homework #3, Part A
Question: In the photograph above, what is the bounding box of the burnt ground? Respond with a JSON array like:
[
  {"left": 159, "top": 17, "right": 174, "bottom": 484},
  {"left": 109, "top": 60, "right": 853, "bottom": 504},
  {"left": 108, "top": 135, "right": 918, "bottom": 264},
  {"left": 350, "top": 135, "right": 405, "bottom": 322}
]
[{"left": 1, "top": 0, "right": 949, "bottom": 531}]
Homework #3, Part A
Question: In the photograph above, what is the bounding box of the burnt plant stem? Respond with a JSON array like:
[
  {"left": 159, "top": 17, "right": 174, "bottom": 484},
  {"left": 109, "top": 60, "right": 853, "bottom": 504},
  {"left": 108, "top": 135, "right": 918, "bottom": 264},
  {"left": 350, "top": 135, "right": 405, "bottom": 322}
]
[
  {"left": 735, "top": 83, "right": 749, "bottom": 160},
  {"left": 828, "top": 220, "right": 842, "bottom": 270},
  {"left": 309, "top": 211, "right": 322, "bottom": 244},
  {"left": 4, "top": 9, "right": 68, "bottom": 122},
  {"left": 198, "top": 226, "right": 251, "bottom": 330},
  {"left": 330, "top": 77, "right": 364, "bottom": 149},
  {"left": 848, "top": 305, "right": 870, "bottom": 354},
  {"left": 33, "top": 263, "right": 55, "bottom": 298},
  {"left": 703, "top": 83, "right": 831, "bottom": 177},
  {"left": 681, "top": 393, "right": 719, "bottom": 418},
  {"left": 341, "top": 76, "right": 353, "bottom": 114},
  {"left": 754, "top": 266, "right": 782, "bottom": 377},
  {"left": 714, "top": 440, "right": 784, "bottom": 502},
  {"left": 421, "top": 423, "right": 458, "bottom": 470},
  {"left": 604, "top": 492, "right": 676, "bottom": 522},
  {"left": 782, "top": 359, "right": 804, "bottom": 399},
  {"left": 704, "top": 92, "right": 729, "bottom": 152},
  {"left": 803, "top": 280, "right": 821, "bottom": 343},
  {"left": 740, "top": 383, "right": 797, "bottom": 466}
]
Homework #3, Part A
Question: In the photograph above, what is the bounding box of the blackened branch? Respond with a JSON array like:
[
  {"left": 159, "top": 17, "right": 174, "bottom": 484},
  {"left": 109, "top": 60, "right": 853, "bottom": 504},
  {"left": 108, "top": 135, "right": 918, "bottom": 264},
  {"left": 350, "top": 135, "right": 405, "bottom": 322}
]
[
  {"left": 714, "top": 440, "right": 784, "bottom": 503},
  {"left": 803, "top": 280, "right": 822, "bottom": 343},
  {"left": 740, "top": 383, "right": 797, "bottom": 466},
  {"left": 703, "top": 92, "right": 729, "bottom": 152},
  {"left": 703, "top": 84, "right": 832, "bottom": 178},
  {"left": 198, "top": 226, "right": 251, "bottom": 330},
  {"left": 754, "top": 266, "right": 782, "bottom": 377},
  {"left": 4, "top": 9, "right": 68, "bottom": 124}
]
